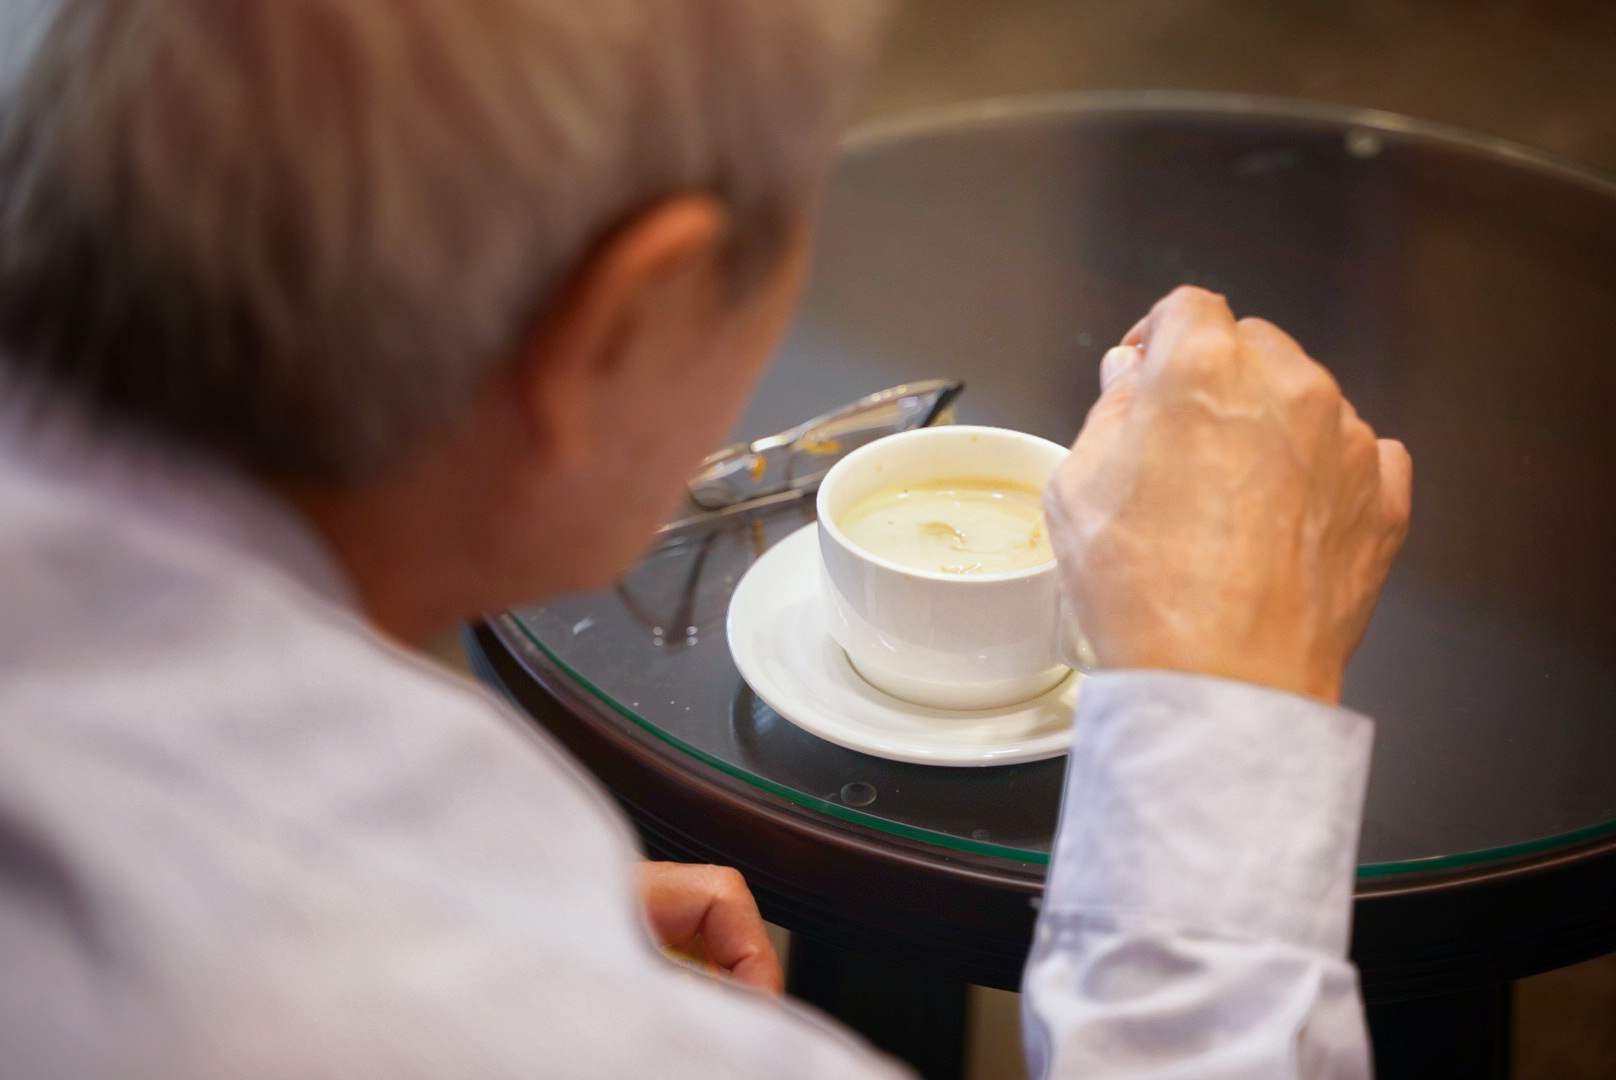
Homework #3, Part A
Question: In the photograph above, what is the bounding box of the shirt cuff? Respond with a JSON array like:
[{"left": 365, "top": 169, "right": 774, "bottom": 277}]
[{"left": 1045, "top": 670, "right": 1373, "bottom": 957}]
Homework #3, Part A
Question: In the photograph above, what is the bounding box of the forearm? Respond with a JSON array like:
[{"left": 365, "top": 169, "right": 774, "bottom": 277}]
[{"left": 1023, "top": 671, "right": 1373, "bottom": 1079}]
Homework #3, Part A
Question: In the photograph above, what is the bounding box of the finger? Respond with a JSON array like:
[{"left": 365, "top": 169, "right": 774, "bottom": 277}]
[
  {"left": 1061, "top": 291, "right": 1235, "bottom": 476},
  {"left": 1063, "top": 346, "right": 1142, "bottom": 462},
  {"left": 1099, "top": 343, "right": 1143, "bottom": 391},
  {"left": 1376, "top": 438, "right": 1413, "bottom": 544},
  {"left": 1122, "top": 285, "right": 1231, "bottom": 348},
  {"left": 638, "top": 864, "right": 783, "bottom": 995},
  {"left": 692, "top": 868, "right": 781, "bottom": 995},
  {"left": 1119, "top": 314, "right": 1150, "bottom": 347},
  {"left": 1237, "top": 316, "right": 1349, "bottom": 438},
  {"left": 1050, "top": 346, "right": 1145, "bottom": 528},
  {"left": 1234, "top": 316, "right": 1308, "bottom": 370},
  {"left": 1237, "top": 316, "right": 1345, "bottom": 416},
  {"left": 1135, "top": 287, "right": 1240, "bottom": 394}
]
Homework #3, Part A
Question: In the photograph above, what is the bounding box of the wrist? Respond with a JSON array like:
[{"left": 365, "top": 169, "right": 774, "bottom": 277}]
[{"left": 1095, "top": 645, "right": 1345, "bottom": 705}]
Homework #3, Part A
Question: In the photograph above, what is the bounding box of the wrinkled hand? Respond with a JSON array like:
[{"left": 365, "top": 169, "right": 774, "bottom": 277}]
[
  {"left": 637, "top": 862, "right": 783, "bottom": 995},
  {"left": 1044, "top": 286, "right": 1412, "bottom": 703}
]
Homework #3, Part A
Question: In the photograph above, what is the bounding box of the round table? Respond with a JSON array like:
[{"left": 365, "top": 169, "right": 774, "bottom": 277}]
[{"left": 467, "top": 93, "right": 1616, "bottom": 1080}]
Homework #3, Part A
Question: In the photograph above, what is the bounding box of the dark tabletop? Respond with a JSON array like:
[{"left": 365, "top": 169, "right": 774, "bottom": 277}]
[{"left": 481, "top": 92, "right": 1616, "bottom": 995}]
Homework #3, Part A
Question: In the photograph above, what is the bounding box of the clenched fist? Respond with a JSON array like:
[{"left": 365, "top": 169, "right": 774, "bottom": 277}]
[
  {"left": 638, "top": 862, "right": 783, "bottom": 995},
  {"left": 1044, "top": 286, "right": 1412, "bottom": 703}
]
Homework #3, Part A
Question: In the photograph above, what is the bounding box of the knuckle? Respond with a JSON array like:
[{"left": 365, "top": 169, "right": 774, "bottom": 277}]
[
  {"left": 1236, "top": 316, "right": 1300, "bottom": 359},
  {"left": 1388, "top": 495, "right": 1413, "bottom": 531},
  {"left": 711, "top": 866, "right": 748, "bottom": 898},
  {"left": 1288, "top": 361, "right": 1343, "bottom": 411},
  {"left": 1346, "top": 426, "right": 1381, "bottom": 473},
  {"left": 1166, "top": 284, "right": 1225, "bottom": 307},
  {"left": 1154, "top": 285, "right": 1232, "bottom": 331},
  {"left": 1382, "top": 501, "right": 1412, "bottom": 549},
  {"left": 1339, "top": 400, "right": 1373, "bottom": 442},
  {"left": 1237, "top": 316, "right": 1315, "bottom": 372},
  {"left": 1173, "top": 323, "right": 1239, "bottom": 374}
]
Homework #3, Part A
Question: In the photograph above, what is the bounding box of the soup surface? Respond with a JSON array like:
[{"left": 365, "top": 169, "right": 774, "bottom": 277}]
[{"left": 837, "top": 477, "right": 1053, "bottom": 575}]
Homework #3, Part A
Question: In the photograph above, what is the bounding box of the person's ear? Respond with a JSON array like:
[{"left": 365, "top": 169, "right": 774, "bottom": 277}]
[{"left": 508, "top": 195, "right": 731, "bottom": 469}]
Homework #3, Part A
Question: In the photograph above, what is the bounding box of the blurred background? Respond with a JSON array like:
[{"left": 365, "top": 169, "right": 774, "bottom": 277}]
[
  {"left": 434, "top": 2, "right": 1616, "bottom": 1076},
  {"left": 861, "top": 0, "right": 1616, "bottom": 175}
]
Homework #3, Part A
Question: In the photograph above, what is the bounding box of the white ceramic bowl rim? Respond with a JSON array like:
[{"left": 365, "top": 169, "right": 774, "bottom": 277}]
[{"left": 816, "top": 425, "right": 1070, "bottom": 584}]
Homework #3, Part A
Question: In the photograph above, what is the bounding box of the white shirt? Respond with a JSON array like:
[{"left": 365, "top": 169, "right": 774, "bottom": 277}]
[{"left": 0, "top": 385, "right": 1372, "bottom": 1078}]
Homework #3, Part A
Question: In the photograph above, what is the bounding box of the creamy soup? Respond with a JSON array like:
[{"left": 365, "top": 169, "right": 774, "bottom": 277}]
[{"left": 837, "top": 477, "right": 1053, "bottom": 575}]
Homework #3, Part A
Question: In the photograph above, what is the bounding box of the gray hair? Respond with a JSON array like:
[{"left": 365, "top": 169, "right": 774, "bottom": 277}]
[{"left": 0, "top": 0, "right": 887, "bottom": 483}]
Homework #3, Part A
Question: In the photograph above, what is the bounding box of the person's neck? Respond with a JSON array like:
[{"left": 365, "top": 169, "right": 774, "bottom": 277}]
[
  {"left": 285, "top": 479, "right": 483, "bottom": 647},
  {"left": 272, "top": 405, "right": 554, "bottom": 648}
]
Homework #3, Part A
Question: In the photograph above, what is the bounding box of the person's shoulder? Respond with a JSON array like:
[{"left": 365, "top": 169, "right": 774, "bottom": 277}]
[
  {"left": 0, "top": 450, "right": 462, "bottom": 719},
  {"left": 0, "top": 453, "right": 626, "bottom": 861}
]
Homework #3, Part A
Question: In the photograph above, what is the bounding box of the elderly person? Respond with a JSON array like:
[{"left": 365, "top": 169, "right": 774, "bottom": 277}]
[{"left": 0, "top": 1, "right": 1410, "bottom": 1077}]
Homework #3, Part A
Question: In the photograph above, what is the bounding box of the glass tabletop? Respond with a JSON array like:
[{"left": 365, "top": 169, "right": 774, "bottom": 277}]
[{"left": 510, "top": 92, "right": 1616, "bottom": 876}]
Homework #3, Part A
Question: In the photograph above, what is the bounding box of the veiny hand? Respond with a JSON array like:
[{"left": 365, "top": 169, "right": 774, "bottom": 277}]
[
  {"left": 1044, "top": 286, "right": 1412, "bottom": 703},
  {"left": 637, "top": 861, "right": 783, "bottom": 995}
]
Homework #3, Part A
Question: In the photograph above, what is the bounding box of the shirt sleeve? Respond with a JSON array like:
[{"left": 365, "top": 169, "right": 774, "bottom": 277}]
[{"left": 1022, "top": 671, "right": 1374, "bottom": 1080}]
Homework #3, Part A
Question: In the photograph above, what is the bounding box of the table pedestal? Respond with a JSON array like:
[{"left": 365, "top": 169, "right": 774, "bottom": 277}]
[
  {"left": 789, "top": 938, "right": 1515, "bottom": 1080},
  {"left": 787, "top": 936, "right": 969, "bottom": 1080},
  {"left": 1368, "top": 984, "right": 1511, "bottom": 1080}
]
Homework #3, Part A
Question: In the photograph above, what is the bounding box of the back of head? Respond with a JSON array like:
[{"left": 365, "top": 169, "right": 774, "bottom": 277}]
[{"left": 0, "top": 0, "right": 886, "bottom": 484}]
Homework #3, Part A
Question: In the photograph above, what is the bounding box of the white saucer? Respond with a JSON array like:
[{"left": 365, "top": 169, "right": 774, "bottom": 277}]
[{"left": 726, "top": 524, "right": 1078, "bottom": 766}]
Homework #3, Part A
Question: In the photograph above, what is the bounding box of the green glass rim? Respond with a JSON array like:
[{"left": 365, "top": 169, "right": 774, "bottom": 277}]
[
  {"left": 513, "top": 617, "right": 1050, "bottom": 865},
  {"left": 1354, "top": 818, "right": 1616, "bottom": 877},
  {"left": 512, "top": 616, "right": 1616, "bottom": 877}
]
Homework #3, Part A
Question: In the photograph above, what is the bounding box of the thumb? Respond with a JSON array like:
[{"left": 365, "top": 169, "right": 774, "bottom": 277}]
[
  {"left": 1376, "top": 437, "right": 1413, "bottom": 549},
  {"left": 1100, "top": 342, "right": 1144, "bottom": 391},
  {"left": 1046, "top": 343, "right": 1142, "bottom": 574},
  {"left": 1067, "top": 344, "right": 1143, "bottom": 461}
]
